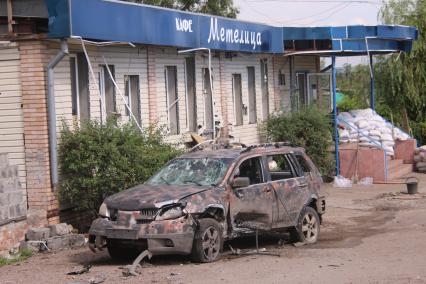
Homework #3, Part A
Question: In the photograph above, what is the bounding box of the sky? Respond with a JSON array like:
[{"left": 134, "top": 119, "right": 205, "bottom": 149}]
[{"left": 234, "top": 0, "right": 385, "bottom": 66}]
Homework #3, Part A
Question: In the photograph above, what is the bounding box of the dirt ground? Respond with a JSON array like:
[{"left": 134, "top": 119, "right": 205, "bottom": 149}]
[{"left": 1, "top": 174, "right": 426, "bottom": 284}]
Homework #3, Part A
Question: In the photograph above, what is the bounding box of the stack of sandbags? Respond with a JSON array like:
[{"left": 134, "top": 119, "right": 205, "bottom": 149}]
[
  {"left": 414, "top": 146, "right": 426, "bottom": 173},
  {"left": 337, "top": 108, "right": 411, "bottom": 156}
]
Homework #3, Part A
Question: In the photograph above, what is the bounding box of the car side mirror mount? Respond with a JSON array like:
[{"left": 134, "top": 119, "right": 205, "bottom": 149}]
[{"left": 232, "top": 177, "right": 250, "bottom": 188}]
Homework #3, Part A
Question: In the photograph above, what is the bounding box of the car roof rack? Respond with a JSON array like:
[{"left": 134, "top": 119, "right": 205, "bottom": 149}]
[{"left": 240, "top": 141, "right": 292, "bottom": 153}]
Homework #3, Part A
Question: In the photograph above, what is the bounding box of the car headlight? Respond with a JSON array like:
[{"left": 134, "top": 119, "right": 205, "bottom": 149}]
[
  {"left": 99, "top": 202, "right": 109, "bottom": 218},
  {"left": 156, "top": 204, "right": 186, "bottom": 221}
]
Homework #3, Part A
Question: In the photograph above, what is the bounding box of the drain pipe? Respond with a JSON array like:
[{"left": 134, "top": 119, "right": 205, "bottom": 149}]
[{"left": 47, "top": 39, "right": 69, "bottom": 188}]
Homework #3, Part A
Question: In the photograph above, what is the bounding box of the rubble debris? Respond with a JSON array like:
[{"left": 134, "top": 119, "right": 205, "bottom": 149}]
[
  {"left": 26, "top": 227, "right": 50, "bottom": 241},
  {"left": 49, "top": 223, "right": 70, "bottom": 236},
  {"left": 67, "top": 264, "right": 92, "bottom": 275},
  {"left": 22, "top": 222, "right": 85, "bottom": 253},
  {"left": 122, "top": 250, "right": 153, "bottom": 277}
]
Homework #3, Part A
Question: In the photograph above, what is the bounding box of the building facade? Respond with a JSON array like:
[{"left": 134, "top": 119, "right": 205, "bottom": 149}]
[{"left": 0, "top": 0, "right": 416, "bottom": 253}]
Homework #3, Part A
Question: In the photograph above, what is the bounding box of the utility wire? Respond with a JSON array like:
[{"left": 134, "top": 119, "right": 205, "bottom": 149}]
[
  {"left": 245, "top": 0, "right": 381, "bottom": 4},
  {"left": 305, "top": 2, "right": 352, "bottom": 25},
  {"left": 241, "top": 0, "right": 351, "bottom": 25}
]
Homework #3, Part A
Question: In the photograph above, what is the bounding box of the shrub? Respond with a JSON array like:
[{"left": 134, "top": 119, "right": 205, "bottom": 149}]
[
  {"left": 58, "top": 119, "right": 181, "bottom": 214},
  {"left": 265, "top": 107, "right": 334, "bottom": 175}
]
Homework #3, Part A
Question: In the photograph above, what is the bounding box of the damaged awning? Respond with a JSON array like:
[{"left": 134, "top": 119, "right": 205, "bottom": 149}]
[
  {"left": 44, "top": 0, "right": 417, "bottom": 55},
  {"left": 282, "top": 25, "right": 418, "bottom": 56},
  {"left": 44, "top": 0, "right": 283, "bottom": 53}
]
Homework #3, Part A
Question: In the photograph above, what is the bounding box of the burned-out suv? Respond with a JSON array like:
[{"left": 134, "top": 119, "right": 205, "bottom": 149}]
[{"left": 88, "top": 143, "right": 325, "bottom": 262}]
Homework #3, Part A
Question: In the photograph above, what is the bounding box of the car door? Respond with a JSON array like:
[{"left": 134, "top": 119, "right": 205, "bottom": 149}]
[
  {"left": 229, "top": 156, "right": 274, "bottom": 231},
  {"left": 266, "top": 152, "right": 309, "bottom": 227}
]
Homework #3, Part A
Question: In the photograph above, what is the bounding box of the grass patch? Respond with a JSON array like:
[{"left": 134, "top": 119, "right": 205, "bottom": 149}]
[{"left": 0, "top": 248, "right": 32, "bottom": 267}]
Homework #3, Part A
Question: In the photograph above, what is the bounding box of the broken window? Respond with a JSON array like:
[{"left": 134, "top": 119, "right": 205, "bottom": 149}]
[
  {"left": 124, "top": 75, "right": 141, "bottom": 124},
  {"left": 236, "top": 157, "right": 264, "bottom": 185},
  {"left": 247, "top": 67, "right": 257, "bottom": 124},
  {"left": 147, "top": 158, "right": 233, "bottom": 186},
  {"left": 267, "top": 154, "right": 295, "bottom": 181},
  {"left": 294, "top": 154, "right": 312, "bottom": 176},
  {"left": 99, "top": 65, "right": 116, "bottom": 118},
  {"left": 295, "top": 72, "right": 307, "bottom": 109},
  {"left": 202, "top": 68, "right": 214, "bottom": 136},
  {"left": 186, "top": 57, "right": 197, "bottom": 132},
  {"left": 165, "top": 66, "right": 179, "bottom": 135},
  {"left": 70, "top": 53, "right": 90, "bottom": 121},
  {"left": 260, "top": 59, "right": 269, "bottom": 120},
  {"left": 232, "top": 73, "right": 243, "bottom": 126}
]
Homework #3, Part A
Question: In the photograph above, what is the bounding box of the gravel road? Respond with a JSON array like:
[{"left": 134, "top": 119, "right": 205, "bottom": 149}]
[{"left": 1, "top": 174, "right": 426, "bottom": 284}]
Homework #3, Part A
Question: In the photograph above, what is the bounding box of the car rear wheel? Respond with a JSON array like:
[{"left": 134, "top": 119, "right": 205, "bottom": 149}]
[
  {"left": 290, "top": 206, "right": 320, "bottom": 244},
  {"left": 191, "top": 218, "right": 223, "bottom": 263}
]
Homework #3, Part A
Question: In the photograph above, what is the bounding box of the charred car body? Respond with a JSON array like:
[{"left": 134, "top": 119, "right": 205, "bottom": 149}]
[{"left": 88, "top": 143, "right": 326, "bottom": 262}]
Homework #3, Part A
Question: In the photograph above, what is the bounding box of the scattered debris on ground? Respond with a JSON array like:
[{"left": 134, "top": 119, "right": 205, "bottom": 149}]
[
  {"left": 21, "top": 223, "right": 85, "bottom": 253},
  {"left": 67, "top": 264, "right": 92, "bottom": 275},
  {"left": 122, "top": 250, "right": 153, "bottom": 277}
]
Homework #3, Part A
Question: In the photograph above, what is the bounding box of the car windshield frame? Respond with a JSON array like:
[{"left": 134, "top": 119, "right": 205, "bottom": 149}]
[{"left": 147, "top": 157, "right": 234, "bottom": 187}]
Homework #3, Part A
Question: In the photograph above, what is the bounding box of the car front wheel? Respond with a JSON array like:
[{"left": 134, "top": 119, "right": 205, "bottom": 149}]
[
  {"left": 290, "top": 206, "right": 320, "bottom": 244},
  {"left": 191, "top": 218, "right": 223, "bottom": 263}
]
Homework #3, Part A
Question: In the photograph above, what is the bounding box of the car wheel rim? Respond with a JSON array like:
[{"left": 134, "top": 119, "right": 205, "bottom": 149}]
[
  {"left": 201, "top": 226, "right": 220, "bottom": 261},
  {"left": 302, "top": 212, "right": 318, "bottom": 243}
]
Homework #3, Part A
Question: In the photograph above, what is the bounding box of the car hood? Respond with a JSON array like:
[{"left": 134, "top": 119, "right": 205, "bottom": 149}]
[{"left": 104, "top": 184, "right": 212, "bottom": 211}]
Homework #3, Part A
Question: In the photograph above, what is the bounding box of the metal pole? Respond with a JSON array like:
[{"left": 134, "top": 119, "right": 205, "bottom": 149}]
[
  {"left": 332, "top": 56, "right": 340, "bottom": 176},
  {"left": 47, "top": 40, "right": 69, "bottom": 188},
  {"left": 369, "top": 53, "right": 375, "bottom": 110}
]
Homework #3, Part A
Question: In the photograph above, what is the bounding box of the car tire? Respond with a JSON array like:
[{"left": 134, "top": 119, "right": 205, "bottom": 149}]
[
  {"left": 107, "top": 241, "right": 140, "bottom": 261},
  {"left": 191, "top": 218, "right": 223, "bottom": 263},
  {"left": 289, "top": 206, "right": 320, "bottom": 244}
]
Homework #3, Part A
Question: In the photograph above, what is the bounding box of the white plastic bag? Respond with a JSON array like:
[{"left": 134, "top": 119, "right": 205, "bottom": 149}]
[
  {"left": 358, "top": 177, "right": 373, "bottom": 186},
  {"left": 333, "top": 175, "right": 353, "bottom": 188}
]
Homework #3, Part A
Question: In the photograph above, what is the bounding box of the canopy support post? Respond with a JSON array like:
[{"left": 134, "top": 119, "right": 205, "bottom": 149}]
[
  {"left": 369, "top": 53, "right": 375, "bottom": 110},
  {"left": 332, "top": 56, "right": 339, "bottom": 176}
]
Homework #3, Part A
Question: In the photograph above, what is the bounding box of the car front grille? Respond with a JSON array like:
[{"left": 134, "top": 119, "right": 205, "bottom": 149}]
[{"left": 136, "top": 208, "right": 159, "bottom": 224}]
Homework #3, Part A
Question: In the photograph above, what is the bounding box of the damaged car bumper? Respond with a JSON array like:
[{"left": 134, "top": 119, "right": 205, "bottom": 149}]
[{"left": 88, "top": 216, "right": 195, "bottom": 255}]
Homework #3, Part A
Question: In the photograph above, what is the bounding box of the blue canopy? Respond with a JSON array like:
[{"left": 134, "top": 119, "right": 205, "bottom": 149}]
[{"left": 45, "top": 0, "right": 417, "bottom": 55}]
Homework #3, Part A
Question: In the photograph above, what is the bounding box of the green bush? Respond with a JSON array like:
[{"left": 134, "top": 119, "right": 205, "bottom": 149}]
[
  {"left": 337, "top": 95, "right": 368, "bottom": 113},
  {"left": 58, "top": 119, "right": 181, "bottom": 214},
  {"left": 265, "top": 107, "right": 334, "bottom": 175}
]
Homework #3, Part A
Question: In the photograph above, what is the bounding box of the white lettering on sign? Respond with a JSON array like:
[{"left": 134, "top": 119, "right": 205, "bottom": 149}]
[
  {"left": 208, "top": 18, "right": 262, "bottom": 50},
  {"left": 176, "top": 18, "right": 193, "bottom": 33}
]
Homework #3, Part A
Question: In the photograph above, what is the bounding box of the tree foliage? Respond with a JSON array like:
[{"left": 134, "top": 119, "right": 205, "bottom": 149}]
[
  {"left": 376, "top": 0, "right": 426, "bottom": 143},
  {"left": 265, "top": 107, "right": 334, "bottom": 175},
  {"left": 58, "top": 119, "right": 181, "bottom": 214},
  {"left": 336, "top": 64, "right": 371, "bottom": 112},
  {"left": 124, "top": 0, "right": 239, "bottom": 18}
]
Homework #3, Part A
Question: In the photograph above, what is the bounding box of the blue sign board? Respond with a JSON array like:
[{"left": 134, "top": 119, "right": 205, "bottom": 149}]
[{"left": 46, "top": 0, "right": 283, "bottom": 53}]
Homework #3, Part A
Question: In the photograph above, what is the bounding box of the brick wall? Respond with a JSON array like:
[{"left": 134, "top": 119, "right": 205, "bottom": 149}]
[{"left": 19, "top": 40, "right": 59, "bottom": 224}]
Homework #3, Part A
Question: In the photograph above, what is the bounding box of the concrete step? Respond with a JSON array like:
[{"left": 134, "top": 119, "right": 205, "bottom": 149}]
[{"left": 388, "top": 163, "right": 414, "bottom": 180}]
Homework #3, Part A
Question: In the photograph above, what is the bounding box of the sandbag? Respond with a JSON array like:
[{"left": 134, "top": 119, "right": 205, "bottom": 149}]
[
  {"left": 417, "top": 166, "right": 426, "bottom": 173},
  {"left": 369, "top": 129, "right": 381, "bottom": 137},
  {"left": 356, "top": 120, "right": 369, "bottom": 129},
  {"left": 416, "top": 161, "right": 426, "bottom": 168}
]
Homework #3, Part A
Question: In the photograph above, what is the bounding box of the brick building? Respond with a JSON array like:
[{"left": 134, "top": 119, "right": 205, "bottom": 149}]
[{"left": 0, "top": 0, "right": 417, "bottom": 253}]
